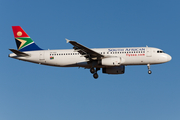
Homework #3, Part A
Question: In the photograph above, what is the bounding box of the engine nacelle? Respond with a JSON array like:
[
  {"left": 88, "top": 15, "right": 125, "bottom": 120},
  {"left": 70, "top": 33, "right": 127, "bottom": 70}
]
[
  {"left": 102, "top": 66, "right": 125, "bottom": 74},
  {"left": 101, "top": 57, "right": 121, "bottom": 66}
]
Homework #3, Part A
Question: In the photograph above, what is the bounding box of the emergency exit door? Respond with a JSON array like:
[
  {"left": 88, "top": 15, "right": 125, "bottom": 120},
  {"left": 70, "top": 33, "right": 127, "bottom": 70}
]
[{"left": 39, "top": 51, "right": 45, "bottom": 60}]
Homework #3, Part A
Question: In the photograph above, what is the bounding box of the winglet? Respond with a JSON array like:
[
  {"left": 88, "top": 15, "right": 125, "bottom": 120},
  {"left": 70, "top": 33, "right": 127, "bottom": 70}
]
[{"left": 65, "top": 38, "right": 70, "bottom": 43}]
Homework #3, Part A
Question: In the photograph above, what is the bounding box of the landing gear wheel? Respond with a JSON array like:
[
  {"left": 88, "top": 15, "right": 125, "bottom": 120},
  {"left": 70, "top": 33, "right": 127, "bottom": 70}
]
[
  {"left": 93, "top": 73, "right": 98, "bottom": 79},
  {"left": 147, "top": 64, "right": 152, "bottom": 74},
  {"left": 90, "top": 68, "right": 95, "bottom": 74}
]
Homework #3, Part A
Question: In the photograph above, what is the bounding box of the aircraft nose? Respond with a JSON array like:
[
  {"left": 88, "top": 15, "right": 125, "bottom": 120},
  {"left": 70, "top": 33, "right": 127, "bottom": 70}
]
[{"left": 167, "top": 54, "right": 172, "bottom": 62}]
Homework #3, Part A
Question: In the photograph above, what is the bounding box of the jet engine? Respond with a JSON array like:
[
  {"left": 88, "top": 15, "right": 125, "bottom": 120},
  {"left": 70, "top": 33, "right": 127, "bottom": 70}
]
[
  {"left": 102, "top": 66, "right": 125, "bottom": 74},
  {"left": 101, "top": 57, "right": 121, "bottom": 66}
]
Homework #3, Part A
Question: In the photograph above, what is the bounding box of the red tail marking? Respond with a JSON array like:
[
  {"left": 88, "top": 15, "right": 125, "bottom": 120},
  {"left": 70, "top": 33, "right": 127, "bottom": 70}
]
[{"left": 12, "top": 26, "right": 29, "bottom": 38}]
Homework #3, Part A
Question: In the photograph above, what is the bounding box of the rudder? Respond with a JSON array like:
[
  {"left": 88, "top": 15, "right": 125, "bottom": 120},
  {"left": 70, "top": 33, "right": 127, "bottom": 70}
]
[{"left": 12, "top": 26, "right": 42, "bottom": 51}]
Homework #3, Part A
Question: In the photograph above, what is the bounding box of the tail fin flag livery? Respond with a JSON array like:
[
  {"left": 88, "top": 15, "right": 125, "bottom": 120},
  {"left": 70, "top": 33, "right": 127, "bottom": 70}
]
[{"left": 12, "top": 26, "right": 42, "bottom": 51}]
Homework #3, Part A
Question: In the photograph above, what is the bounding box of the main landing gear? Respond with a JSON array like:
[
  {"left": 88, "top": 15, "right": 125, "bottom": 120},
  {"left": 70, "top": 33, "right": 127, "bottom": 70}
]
[
  {"left": 147, "top": 64, "right": 152, "bottom": 74},
  {"left": 90, "top": 67, "right": 100, "bottom": 79}
]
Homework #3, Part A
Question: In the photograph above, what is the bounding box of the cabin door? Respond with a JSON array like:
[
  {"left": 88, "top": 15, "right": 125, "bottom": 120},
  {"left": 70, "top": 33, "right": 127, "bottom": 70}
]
[
  {"left": 146, "top": 47, "right": 152, "bottom": 57},
  {"left": 39, "top": 51, "right": 45, "bottom": 60}
]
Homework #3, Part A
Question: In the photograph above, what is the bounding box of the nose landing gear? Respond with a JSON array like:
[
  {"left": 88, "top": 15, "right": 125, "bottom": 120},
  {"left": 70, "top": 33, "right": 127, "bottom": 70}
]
[
  {"left": 147, "top": 64, "right": 152, "bottom": 74},
  {"left": 90, "top": 67, "right": 100, "bottom": 79}
]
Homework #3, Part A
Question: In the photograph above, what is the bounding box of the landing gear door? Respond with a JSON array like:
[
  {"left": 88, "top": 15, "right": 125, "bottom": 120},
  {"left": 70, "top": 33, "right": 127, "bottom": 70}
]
[
  {"left": 146, "top": 47, "right": 152, "bottom": 57},
  {"left": 39, "top": 51, "right": 45, "bottom": 60}
]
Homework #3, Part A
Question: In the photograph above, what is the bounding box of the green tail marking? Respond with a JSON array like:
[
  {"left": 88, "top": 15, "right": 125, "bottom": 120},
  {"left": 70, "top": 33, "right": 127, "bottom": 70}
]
[{"left": 15, "top": 37, "right": 34, "bottom": 50}]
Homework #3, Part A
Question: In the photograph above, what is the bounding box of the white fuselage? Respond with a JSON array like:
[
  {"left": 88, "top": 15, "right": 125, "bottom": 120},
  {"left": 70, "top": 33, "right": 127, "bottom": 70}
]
[{"left": 9, "top": 47, "right": 172, "bottom": 68}]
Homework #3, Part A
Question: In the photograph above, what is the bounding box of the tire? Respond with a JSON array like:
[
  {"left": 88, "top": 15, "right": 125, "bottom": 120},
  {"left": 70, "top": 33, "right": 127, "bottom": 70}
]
[
  {"left": 93, "top": 73, "right": 98, "bottom": 79},
  {"left": 148, "top": 70, "right": 152, "bottom": 74},
  {"left": 90, "top": 68, "right": 95, "bottom": 74}
]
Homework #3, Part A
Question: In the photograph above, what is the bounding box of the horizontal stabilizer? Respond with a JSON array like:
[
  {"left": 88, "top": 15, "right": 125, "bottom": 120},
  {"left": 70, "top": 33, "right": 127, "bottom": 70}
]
[{"left": 9, "top": 49, "right": 29, "bottom": 56}]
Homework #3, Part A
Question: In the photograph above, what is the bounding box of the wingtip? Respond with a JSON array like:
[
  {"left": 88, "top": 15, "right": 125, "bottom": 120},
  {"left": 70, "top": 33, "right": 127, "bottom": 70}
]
[{"left": 65, "top": 38, "right": 70, "bottom": 43}]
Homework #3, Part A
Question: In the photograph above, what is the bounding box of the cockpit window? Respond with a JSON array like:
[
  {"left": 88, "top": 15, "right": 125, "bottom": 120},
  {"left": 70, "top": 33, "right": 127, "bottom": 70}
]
[{"left": 157, "top": 50, "right": 164, "bottom": 53}]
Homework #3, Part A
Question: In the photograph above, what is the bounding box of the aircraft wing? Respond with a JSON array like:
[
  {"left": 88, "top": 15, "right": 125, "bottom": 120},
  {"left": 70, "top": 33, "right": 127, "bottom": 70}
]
[{"left": 66, "top": 39, "right": 104, "bottom": 60}]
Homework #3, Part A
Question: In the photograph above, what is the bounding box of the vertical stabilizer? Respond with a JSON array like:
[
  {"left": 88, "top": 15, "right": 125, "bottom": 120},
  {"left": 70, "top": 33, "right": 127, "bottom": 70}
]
[{"left": 12, "top": 26, "right": 42, "bottom": 51}]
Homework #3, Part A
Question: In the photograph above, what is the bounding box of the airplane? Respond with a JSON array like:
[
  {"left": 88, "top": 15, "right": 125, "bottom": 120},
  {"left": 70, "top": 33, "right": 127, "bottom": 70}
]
[{"left": 9, "top": 26, "right": 172, "bottom": 79}]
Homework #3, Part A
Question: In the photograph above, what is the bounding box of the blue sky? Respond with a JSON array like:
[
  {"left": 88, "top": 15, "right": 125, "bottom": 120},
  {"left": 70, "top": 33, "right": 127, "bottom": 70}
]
[{"left": 0, "top": 0, "right": 179, "bottom": 120}]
